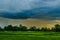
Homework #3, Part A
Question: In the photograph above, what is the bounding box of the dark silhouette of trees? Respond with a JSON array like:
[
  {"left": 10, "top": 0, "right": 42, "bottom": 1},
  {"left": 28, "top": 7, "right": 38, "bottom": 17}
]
[
  {"left": 4, "top": 25, "right": 13, "bottom": 31},
  {"left": 0, "top": 24, "right": 60, "bottom": 32},
  {"left": 13, "top": 26, "right": 20, "bottom": 31},
  {"left": 36, "top": 28, "right": 41, "bottom": 31},
  {"left": 51, "top": 27, "right": 55, "bottom": 31},
  {"left": 19, "top": 24, "right": 27, "bottom": 31},
  {"left": 4, "top": 24, "right": 28, "bottom": 31},
  {"left": 0, "top": 27, "right": 3, "bottom": 31},
  {"left": 41, "top": 27, "right": 47, "bottom": 31},
  {"left": 54, "top": 24, "right": 60, "bottom": 32},
  {"left": 29, "top": 26, "right": 38, "bottom": 31}
]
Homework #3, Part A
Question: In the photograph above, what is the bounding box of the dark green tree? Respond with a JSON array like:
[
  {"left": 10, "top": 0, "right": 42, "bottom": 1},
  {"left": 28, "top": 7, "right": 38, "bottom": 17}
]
[
  {"left": 19, "top": 24, "right": 27, "bottom": 31},
  {"left": 29, "top": 26, "right": 37, "bottom": 31},
  {"left": 0, "top": 27, "right": 3, "bottom": 31},
  {"left": 13, "top": 26, "right": 19, "bottom": 31},
  {"left": 4, "top": 25, "right": 13, "bottom": 31},
  {"left": 41, "top": 27, "right": 50, "bottom": 31},
  {"left": 54, "top": 24, "right": 60, "bottom": 32}
]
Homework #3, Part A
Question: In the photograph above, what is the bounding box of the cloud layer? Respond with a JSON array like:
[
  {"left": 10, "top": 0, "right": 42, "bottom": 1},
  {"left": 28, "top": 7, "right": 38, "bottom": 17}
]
[{"left": 0, "top": 0, "right": 60, "bottom": 20}]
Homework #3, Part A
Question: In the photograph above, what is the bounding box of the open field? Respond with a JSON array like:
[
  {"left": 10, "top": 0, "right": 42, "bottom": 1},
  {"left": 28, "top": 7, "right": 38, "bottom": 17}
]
[{"left": 0, "top": 31, "right": 60, "bottom": 40}]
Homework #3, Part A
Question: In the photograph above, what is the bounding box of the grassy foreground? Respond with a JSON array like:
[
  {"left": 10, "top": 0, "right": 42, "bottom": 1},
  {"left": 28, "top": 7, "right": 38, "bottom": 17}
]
[{"left": 0, "top": 31, "right": 60, "bottom": 40}]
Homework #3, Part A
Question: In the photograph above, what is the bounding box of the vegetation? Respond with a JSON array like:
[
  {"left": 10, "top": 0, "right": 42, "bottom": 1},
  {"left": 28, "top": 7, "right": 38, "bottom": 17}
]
[
  {"left": 0, "top": 24, "right": 60, "bottom": 40},
  {"left": 0, "top": 24, "right": 60, "bottom": 32},
  {"left": 0, "top": 32, "right": 60, "bottom": 40}
]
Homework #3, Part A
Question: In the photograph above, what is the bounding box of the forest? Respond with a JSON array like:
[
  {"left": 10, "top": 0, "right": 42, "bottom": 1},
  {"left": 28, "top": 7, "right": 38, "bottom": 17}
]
[{"left": 0, "top": 24, "right": 60, "bottom": 32}]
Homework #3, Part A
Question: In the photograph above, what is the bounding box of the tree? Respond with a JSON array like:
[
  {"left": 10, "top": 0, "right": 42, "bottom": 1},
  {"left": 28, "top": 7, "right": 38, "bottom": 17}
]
[
  {"left": 54, "top": 24, "right": 60, "bottom": 32},
  {"left": 36, "top": 28, "right": 41, "bottom": 31},
  {"left": 0, "top": 27, "right": 3, "bottom": 31},
  {"left": 41, "top": 27, "right": 50, "bottom": 31},
  {"left": 29, "top": 26, "right": 37, "bottom": 31},
  {"left": 19, "top": 24, "right": 27, "bottom": 31},
  {"left": 13, "top": 26, "right": 19, "bottom": 31},
  {"left": 4, "top": 25, "right": 13, "bottom": 31},
  {"left": 51, "top": 27, "right": 55, "bottom": 31}
]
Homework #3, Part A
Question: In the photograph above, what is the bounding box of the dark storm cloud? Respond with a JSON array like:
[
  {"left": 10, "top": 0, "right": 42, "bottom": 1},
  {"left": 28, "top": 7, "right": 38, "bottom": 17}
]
[{"left": 0, "top": 0, "right": 60, "bottom": 20}]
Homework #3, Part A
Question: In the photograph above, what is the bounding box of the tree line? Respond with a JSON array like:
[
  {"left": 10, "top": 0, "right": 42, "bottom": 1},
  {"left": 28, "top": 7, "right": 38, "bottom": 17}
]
[{"left": 0, "top": 24, "right": 60, "bottom": 32}]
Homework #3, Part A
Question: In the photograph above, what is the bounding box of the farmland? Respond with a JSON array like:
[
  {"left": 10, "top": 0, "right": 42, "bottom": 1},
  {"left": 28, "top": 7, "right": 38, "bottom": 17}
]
[{"left": 0, "top": 31, "right": 60, "bottom": 40}]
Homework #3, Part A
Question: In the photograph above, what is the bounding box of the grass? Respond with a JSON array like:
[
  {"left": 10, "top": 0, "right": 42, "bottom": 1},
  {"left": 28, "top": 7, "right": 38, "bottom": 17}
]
[{"left": 0, "top": 31, "right": 60, "bottom": 40}]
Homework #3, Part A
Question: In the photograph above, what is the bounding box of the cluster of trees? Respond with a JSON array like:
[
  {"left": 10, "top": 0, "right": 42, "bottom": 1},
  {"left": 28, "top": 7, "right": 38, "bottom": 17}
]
[{"left": 0, "top": 24, "right": 60, "bottom": 32}]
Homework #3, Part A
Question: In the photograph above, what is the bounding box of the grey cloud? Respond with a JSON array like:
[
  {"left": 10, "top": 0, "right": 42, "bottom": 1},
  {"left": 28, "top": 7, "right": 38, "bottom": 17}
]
[
  {"left": 0, "top": 0, "right": 60, "bottom": 20},
  {"left": 0, "top": 0, "right": 60, "bottom": 12}
]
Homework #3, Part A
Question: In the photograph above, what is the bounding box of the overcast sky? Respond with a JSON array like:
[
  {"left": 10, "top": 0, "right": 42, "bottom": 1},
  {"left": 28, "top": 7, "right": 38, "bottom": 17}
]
[
  {"left": 0, "top": 0, "right": 60, "bottom": 20},
  {"left": 0, "top": 0, "right": 60, "bottom": 28},
  {"left": 0, "top": 0, "right": 60, "bottom": 12}
]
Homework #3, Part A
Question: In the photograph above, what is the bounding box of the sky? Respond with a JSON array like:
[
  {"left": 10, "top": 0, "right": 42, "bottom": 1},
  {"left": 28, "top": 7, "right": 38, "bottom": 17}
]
[{"left": 0, "top": 0, "right": 60, "bottom": 28}]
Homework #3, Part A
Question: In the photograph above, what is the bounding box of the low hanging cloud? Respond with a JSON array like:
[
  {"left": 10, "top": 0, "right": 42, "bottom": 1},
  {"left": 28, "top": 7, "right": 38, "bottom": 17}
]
[{"left": 0, "top": 0, "right": 60, "bottom": 20}]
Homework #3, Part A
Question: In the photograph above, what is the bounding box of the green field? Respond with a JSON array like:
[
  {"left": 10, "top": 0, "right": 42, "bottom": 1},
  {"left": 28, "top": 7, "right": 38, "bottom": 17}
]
[{"left": 0, "top": 31, "right": 60, "bottom": 40}]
